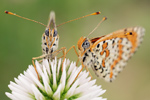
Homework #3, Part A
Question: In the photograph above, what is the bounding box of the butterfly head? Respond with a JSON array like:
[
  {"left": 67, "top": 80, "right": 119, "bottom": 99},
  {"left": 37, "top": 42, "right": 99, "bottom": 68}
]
[
  {"left": 77, "top": 37, "right": 91, "bottom": 53},
  {"left": 44, "top": 28, "right": 58, "bottom": 42},
  {"left": 44, "top": 11, "right": 58, "bottom": 42}
]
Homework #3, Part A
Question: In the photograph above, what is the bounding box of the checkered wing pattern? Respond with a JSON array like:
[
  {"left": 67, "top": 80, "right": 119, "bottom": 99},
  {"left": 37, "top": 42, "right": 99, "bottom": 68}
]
[{"left": 91, "top": 27, "right": 145, "bottom": 82}]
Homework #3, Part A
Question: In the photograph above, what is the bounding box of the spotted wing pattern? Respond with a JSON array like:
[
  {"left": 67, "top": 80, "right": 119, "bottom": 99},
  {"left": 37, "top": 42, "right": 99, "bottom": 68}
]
[{"left": 91, "top": 27, "right": 145, "bottom": 82}]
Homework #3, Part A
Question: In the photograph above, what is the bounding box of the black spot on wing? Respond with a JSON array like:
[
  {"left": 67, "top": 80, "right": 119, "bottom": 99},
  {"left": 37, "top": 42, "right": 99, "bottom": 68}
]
[
  {"left": 110, "top": 79, "right": 112, "bottom": 82},
  {"left": 97, "top": 44, "right": 100, "bottom": 48},
  {"left": 96, "top": 49, "right": 100, "bottom": 52},
  {"left": 46, "top": 47, "right": 49, "bottom": 53},
  {"left": 100, "top": 65, "right": 104, "bottom": 73},
  {"left": 94, "top": 65, "right": 98, "bottom": 71},
  {"left": 85, "top": 53, "right": 89, "bottom": 56},
  {"left": 112, "top": 40, "right": 115, "bottom": 44},
  {"left": 103, "top": 74, "right": 107, "bottom": 78},
  {"left": 43, "top": 36, "right": 45, "bottom": 40},
  {"left": 53, "top": 43, "right": 56, "bottom": 46},
  {"left": 127, "top": 47, "right": 130, "bottom": 51},
  {"left": 92, "top": 53, "right": 95, "bottom": 58},
  {"left": 83, "top": 56, "right": 86, "bottom": 62},
  {"left": 50, "top": 48, "right": 53, "bottom": 53}
]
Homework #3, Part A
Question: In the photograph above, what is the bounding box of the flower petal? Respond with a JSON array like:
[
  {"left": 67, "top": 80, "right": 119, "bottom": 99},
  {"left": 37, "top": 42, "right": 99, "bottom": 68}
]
[
  {"left": 6, "top": 58, "right": 106, "bottom": 100},
  {"left": 53, "top": 84, "right": 61, "bottom": 100}
]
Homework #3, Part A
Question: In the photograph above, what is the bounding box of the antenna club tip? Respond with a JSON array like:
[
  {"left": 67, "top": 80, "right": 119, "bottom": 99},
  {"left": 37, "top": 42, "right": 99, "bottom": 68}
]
[
  {"left": 5, "top": 11, "right": 14, "bottom": 15},
  {"left": 103, "top": 17, "right": 107, "bottom": 20},
  {"left": 91, "top": 11, "right": 101, "bottom": 15},
  {"left": 96, "top": 11, "right": 101, "bottom": 15},
  {"left": 5, "top": 11, "right": 9, "bottom": 14}
]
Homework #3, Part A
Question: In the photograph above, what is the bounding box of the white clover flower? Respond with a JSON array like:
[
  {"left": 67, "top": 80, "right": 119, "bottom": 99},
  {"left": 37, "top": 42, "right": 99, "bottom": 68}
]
[{"left": 5, "top": 58, "right": 106, "bottom": 100}]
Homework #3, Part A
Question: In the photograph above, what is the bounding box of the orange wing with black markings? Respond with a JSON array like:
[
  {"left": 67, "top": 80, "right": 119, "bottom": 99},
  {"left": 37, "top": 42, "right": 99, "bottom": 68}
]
[{"left": 90, "top": 27, "right": 145, "bottom": 82}]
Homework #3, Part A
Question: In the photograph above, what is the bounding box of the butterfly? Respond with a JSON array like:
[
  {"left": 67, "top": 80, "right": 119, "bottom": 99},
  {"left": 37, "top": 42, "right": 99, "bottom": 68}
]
[
  {"left": 5, "top": 11, "right": 67, "bottom": 79},
  {"left": 70, "top": 17, "right": 145, "bottom": 82},
  {"left": 32, "top": 11, "right": 68, "bottom": 79}
]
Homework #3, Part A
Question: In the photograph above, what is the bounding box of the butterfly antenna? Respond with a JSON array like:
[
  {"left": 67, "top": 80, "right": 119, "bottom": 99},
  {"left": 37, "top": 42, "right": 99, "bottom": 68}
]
[
  {"left": 87, "top": 17, "right": 107, "bottom": 37},
  {"left": 56, "top": 11, "right": 101, "bottom": 27},
  {"left": 5, "top": 11, "right": 47, "bottom": 27}
]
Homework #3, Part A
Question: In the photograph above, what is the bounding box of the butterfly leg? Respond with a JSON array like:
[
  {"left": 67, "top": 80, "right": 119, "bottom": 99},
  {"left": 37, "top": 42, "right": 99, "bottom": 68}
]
[
  {"left": 71, "top": 63, "right": 85, "bottom": 85},
  {"left": 38, "top": 59, "right": 43, "bottom": 63},
  {"left": 76, "top": 58, "right": 79, "bottom": 66},
  {"left": 61, "top": 47, "right": 66, "bottom": 71},
  {"left": 72, "top": 63, "right": 93, "bottom": 84},
  {"left": 66, "top": 45, "right": 80, "bottom": 65},
  {"left": 53, "top": 47, "right": 66, "bottom": 59},
  {"left": 65, "top": 46, "right": 93, "bottom": 83},
  {"left": 32, "top": 47, "right": 66, "bottom": 80},
  {"left": 53, "top": 47, "right": 67, "bottom": 71},
  {"left": 66, "top": 45, "right": 79, "bottom": 57},
  {"left": 32, "top": 54, "right": 48, "bottom": 80},
  {"left": 58, "top": 45, "right": 79, "bottom": 58},
  {"left": 74, "top": 64, "right": 93, "bottom": 82},
  {"left": 85, "top": 66, "right": 93, "bottom": 79},
  {"left": 58, "top": 45, "right": 79, "bottom": 66}
]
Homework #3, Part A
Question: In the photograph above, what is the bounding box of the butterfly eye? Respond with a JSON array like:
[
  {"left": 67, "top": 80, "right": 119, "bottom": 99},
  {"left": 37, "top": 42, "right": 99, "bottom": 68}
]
[
  {"left": 45, "top": 29, "right": 49, "bottom": 36},
  {"left": 53, "top": 30, "right": 57, "bottom": 37},
  {"left": 82, "top": 40, "right": 90, "bottom": 50}
]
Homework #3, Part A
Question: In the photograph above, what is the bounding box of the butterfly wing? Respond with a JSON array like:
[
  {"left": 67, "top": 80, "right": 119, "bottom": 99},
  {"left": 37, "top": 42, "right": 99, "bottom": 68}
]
[{"left": 90, "top": 27, "right": 145, "bottom": 82}]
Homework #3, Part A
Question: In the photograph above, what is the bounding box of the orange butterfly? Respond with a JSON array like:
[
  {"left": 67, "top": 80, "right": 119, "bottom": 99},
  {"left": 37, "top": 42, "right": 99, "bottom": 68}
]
[{"left": 69, "top": 17, "right": 145, "bottom": 82}]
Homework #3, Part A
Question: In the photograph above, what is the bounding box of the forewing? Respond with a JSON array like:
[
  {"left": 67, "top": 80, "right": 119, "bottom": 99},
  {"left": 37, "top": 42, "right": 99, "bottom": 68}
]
[{"left": 91, "top": 27, "right": 145, "bottom": 82}]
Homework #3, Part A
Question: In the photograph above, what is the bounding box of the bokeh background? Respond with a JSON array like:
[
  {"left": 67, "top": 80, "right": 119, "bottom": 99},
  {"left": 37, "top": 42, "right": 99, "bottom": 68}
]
[{"left": 1, "top": 0, "right": 150, "bottom": 100}]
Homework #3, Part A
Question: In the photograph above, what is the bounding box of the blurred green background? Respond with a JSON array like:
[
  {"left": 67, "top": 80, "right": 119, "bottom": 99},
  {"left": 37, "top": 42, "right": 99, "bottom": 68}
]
[{"left": 1, "top": 0, "right": 150, "bottom": 100}]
